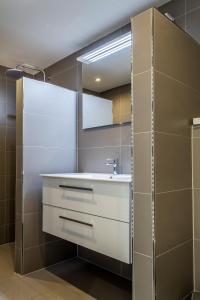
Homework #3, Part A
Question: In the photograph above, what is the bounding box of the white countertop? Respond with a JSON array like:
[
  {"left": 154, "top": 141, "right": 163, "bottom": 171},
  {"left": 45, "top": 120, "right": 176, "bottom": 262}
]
[{"left": 40, "top": 173, "right": 132, "bottom": 183}]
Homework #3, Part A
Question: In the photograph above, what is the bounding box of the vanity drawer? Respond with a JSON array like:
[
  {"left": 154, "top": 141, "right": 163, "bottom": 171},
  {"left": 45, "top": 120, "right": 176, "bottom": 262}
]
[
  {"left": 43, "top": 204, "right": 131, "bottom": 264},
  {"left": 42, "top": 178, "right": 130, "bottom": 222}
]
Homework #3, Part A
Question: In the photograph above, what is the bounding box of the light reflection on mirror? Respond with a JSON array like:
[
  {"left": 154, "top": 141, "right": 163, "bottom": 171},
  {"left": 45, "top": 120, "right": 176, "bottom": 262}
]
[{"left": 81, "top": 38, "right": 131, "bottom": 130}]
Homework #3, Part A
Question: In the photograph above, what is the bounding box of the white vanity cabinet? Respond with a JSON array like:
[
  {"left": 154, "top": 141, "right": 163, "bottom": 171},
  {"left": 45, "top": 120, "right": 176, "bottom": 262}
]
[{"left": 42, "top": 174, "right": 132, "bottom": 264}]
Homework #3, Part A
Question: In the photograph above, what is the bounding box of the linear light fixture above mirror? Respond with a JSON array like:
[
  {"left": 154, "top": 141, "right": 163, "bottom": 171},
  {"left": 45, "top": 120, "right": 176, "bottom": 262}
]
[{"left": 77, "top": 31, "right": 132, "bottom": 64}]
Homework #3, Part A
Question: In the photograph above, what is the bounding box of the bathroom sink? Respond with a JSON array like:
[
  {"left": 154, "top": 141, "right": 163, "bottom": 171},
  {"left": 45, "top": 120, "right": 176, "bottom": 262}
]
[{"left": 41, "top": 173, "right": 131, "bottom": 183}]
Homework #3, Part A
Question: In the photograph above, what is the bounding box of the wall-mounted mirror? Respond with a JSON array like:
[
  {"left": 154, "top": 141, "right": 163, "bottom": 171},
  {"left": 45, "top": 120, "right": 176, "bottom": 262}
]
[{"left": 78, "top": 32, "right": 132, "bottom": 129}]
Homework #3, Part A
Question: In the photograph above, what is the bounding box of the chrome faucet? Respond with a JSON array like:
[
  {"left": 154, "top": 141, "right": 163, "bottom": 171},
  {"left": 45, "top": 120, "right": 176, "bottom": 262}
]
[{"left": 106, "top": 158, "right": 119, "bottom": 175}]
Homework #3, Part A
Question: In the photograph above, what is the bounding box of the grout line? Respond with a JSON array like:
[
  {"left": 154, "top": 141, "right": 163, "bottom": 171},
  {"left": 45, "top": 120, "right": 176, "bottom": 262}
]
[
  {"left": 23, "top": 238, "right": 66, "bottom": 251},
  {"left": 134, "top": 131, "right": 152, "bottom": 135},
  {"left": 78, "top": 145, "right": 131, "bottom": 151},
  {"left": 192, "top": 125, "right": 196, "bottom": 290},
  {"left": 78, "top": 145, "right": 129, "bottom": 150},
  {"left": 134, "top": 192, "right": 152, "bottom": 195},
  {"left": 175, "top": 13, "right": 186, "bottom": 19},
  {"left": 156, "top": 188, "right": 192, "bottom": 195},
  {"left": 154, "top": 130, "right": 191, "bottom": 139},
  {"left": 4, "top": 77, "right": 8, "bottom": 243},
  {"left": 133, "top": 69, "right": 151, "bottom": 77},
  {"left": 154, "top": 69, "right": 200, "bottom": 96},
  {"left": 156, "top": 239, "right": 192, "bottom": 259},
  {"left": 186, "top": 6, "right": 200, "bottom": 15},
  {"left": 134, "top": 251, "right": 153, "bottom": 259},
  {"left": 182, "top": 292, "right": 192, "bottom": 300}
]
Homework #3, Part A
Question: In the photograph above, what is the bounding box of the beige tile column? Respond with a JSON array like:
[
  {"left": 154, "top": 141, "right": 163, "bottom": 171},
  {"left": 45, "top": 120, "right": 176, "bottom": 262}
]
[
  {"left": 131, "top": 9, "right": 155, "bottom": 300},
  {"left": 132, "top": 7, "right": 200, "bottom": 300}
]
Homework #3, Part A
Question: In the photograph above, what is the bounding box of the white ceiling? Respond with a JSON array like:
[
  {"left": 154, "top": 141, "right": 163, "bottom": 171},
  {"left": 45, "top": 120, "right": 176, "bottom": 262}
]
[
  {"left": 83, "top": 46, "right": 131, "bottom": 93},
  {"left": 0, "top": 0, "right": 169, "bottom": 70}
]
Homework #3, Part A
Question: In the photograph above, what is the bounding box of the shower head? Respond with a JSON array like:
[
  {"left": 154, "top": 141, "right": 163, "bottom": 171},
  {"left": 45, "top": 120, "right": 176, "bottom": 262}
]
[
  {"left": 5, "top": 68, "right": 23, "bottom": 79},
  {"left": 5, "top": 64, "right": 46, "bottom": 81}
]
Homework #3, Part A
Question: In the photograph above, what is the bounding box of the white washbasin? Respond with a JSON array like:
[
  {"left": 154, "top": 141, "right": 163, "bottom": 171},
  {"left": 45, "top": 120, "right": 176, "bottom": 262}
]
[{"left": 41, "top": 173, "right": 131, "bottom": 183}]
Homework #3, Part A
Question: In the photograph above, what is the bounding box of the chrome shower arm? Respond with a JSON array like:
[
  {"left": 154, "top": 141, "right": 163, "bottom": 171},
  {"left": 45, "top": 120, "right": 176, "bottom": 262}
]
[{"left": 16, "top": 64, "right": 46, "bottom": 81}]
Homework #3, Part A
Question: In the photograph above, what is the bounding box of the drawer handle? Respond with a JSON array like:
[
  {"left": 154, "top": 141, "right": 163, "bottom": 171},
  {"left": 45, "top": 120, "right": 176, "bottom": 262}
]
[
  {"left": 59, "top": 185, "right": 93, "bottom": 192},
  {"left": 59, "top": 216, "right": 93, "bottom": 227}
]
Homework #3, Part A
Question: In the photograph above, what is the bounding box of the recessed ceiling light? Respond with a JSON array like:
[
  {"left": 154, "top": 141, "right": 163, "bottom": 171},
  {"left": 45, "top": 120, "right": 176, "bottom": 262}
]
[
  {"left": 95, "top": 77, "right": 101, "bottom": 82},
  {"left": 77, "top": 31, "right": 131, "bottom": 64}
]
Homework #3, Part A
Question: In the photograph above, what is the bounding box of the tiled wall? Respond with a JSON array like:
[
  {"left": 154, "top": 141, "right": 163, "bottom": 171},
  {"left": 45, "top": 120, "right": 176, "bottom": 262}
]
[
  {"left": 37, "top": 24, "right": 132, "bottom": 175},
  {"left": 101, "top": 84, "right": 131, "bottom": 124},
  {"left": 37, "top": 26, "right": 132, "bottom": 278},
  {"left": 132, "top": 7, "right": 200, "bottom": 300},
  {"left": 0, "top": 65, "right": 16, "bottom": 245},
  {"left": 131, "top": 9, "right": 154, "bottom": 300},
  {"left": 193, "top": 127, "right": 200, "bottom": 292},
  {"left": 15, "top": 78, "right": 77, "bottom": 274},
  {"left": 160, "top": 0, "right": 200, "bottom": 44},
  {"left": 153, "top": 9, "right": 200, "bottom": 299},
  {"left": 160, "top": 0, "right": 200, "bottom": 296}
]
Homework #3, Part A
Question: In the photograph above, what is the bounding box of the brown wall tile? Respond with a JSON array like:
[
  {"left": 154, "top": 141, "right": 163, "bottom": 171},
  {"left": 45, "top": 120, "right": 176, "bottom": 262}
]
[
  {"left": 194, "top": 239, "right": 200, "bottom": 290},
  {"left": 0, "top": 176, "right": 5, "bottom": 201},
  {"left": 78, "top": 147, "right": 121, "bottom": 173},
  {"left": 186, "top": 0, "right": 200, "bottom": 11},
  {"left": 78, "top": 126, "right": 121, "bottom": 149},
  {"left": 134, "top": 132, "right": 152, "bottom": 193},
  {"left": 23, "top": 212, "right": 57, "bottom": 248},
  {"left": 0, "top": 68, "right": 16, "bottom": 245},
  {"left": 155, "top": 133, "right": 191, "bottom": 193},
  {"left": 154, "top": 70, "right": 200, "bottom": 136},
  {"left": 133, "top": 71, "right": 152, "bottom": 133},
  {"left": 154, "top": 9, "right": 200, "bottom": 92},
  {"left": 155, "top": 189, "right": 192, "bottom": 255},
  {"left": 134, "top": 193, "right": 153, "bottom": 257},
  {"left": 15, "top": 246, "right": 22, "bottom": 274},
  {"left": 193, "top": 138, "right": 200, "bottom": 189},
  {"left": 186, "top": 8, "right": 200, "bottom": 44},
  {"left": 78, "top": 246, "right": 132, "bottom": 280},
  {"left": 120, "top": 124, "right": 131, "bottom": 146},
  {"left": 194, "top": 189, "right": 200, "bottom": 239},
  {"left": 23, "top": 240, "right": 76, "bottom": 274},
  {"left": 131, "top": 10, "right": 154, "bottom": 299},
  {"left": 131, "top": 9, "right": 153, "bottom": 75},
  {"left": 159, "top": 0, "right": 186, "bottom": 18},
  {"left": 121, "top": 146, "right": 131, "bottom": 174},
  {"left": 156, "top": 241, "right": 193, "bottom": 300},
  {"left": 134, "top": 253, "right": 153, "bottom": 300}
]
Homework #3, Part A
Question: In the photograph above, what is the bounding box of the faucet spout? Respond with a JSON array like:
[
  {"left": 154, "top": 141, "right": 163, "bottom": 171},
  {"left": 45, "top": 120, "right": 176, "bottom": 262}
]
[{"left": 106, "top": 158, "right": 119, "bottom": 175}]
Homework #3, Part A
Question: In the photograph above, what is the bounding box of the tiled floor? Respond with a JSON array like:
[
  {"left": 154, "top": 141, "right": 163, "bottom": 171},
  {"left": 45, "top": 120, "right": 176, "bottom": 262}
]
[
  {"left": 191, "top": 293, "right": 200, "bottom": 300},
  {"left": 0, "top": 243, "right": 94, "bottom": 300},
  {"left": 48, "top": 258, "right": 132, "bottom": 300}
]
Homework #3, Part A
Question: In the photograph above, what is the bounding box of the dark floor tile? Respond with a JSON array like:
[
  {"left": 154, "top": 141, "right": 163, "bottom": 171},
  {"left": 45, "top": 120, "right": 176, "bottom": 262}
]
[
  {"left": 190, "top": 293, "right": 200, "bottom": 300},
  {"left": 48, "top": 258, "right": 132, "bottom": 300},
  {"left": 78, "top": 246, "right": 132, "bottom": 280}
]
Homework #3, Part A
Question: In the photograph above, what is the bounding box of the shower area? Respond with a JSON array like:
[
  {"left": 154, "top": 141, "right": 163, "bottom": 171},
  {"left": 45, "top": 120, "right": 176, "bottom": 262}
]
[
  {"left": 0, "top": 66, "right": 16, "bottom": 245},
  {"left": 0, "top": 6, "right": 200, "bottom": 300},
  {"left": 0, "top": 73, "right": 78, "bottom": 273}
]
